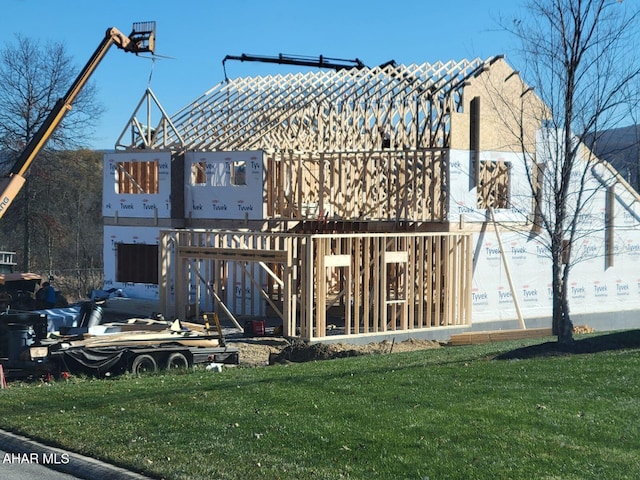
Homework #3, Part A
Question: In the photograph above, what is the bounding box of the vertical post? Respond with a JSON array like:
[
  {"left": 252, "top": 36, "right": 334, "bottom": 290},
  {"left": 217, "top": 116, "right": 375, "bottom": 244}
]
[
  {"left": 470, "top": 96, "right": 481, "bottom": 187},
  {"left": 373, "top": 236, "right": 381, "bottom": 332},
  {"left": 533, "top": 163, "right": 545, "bottom": 232},
  {"left": 363, "top": 237, "right": 371, "bottom": 333},
  {"left": 443, "top": 236, "right": 451, "bottom": 326},
  {"left": 426, "top": 236, "right": 433, "bottom": 327},
  {"left": 606, "top": 184, "right": 615, "bottom": 268},
  {"left": 433, "top": 236, "right": 442, "bottom": 327},
  {"left": 283, "top": 237, "right": 294, "bottom": 337},
  {"left": 353, "top": 236, "right": 361, "bottom": 335},
  {"left": 303, "top": 237, "right": 315, "bottom": 339},
  {"left": 319, "top": 152, "right": 325, "bottom": 218},
  {"left": 158, "top": 230, "right": 169, "bottom": 316},
  {"left": 416, "top": 235, "right": 425, "bottom": 329},
  {"left": 174, "top": 239, "right": 185, "bottom": 321},
  {"left": 465, "top": 233, "right": 473, "bottom": 325}
]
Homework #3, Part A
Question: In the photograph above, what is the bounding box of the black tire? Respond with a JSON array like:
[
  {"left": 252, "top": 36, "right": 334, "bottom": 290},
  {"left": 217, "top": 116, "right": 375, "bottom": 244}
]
[
  {"left": 166, "top": 352, "right": 189, "bottom": 370},
  {"left": 130, "top": 354, "right": 158, "bottom": 375}
]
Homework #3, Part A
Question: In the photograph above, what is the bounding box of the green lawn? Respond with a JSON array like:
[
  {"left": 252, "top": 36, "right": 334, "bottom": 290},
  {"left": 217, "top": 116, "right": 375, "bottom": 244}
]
[{"left": 1, "top": 332, "right": 640, "bottom": 479}]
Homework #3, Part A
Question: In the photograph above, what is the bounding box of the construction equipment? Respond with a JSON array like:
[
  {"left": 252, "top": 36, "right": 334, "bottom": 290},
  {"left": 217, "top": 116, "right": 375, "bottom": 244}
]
[
  {"left": 222, "top": 53, "right": 366, "bottom": 80},
  {"left": 0, "top": 21, "right": 157, "bottom": 219}
]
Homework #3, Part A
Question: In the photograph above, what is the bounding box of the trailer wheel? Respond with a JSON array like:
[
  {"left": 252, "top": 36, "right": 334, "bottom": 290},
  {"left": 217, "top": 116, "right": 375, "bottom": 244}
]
[
  {"left": 166, "top": 352, "right": 189, "bottom": 370},
  {"left": 130, "top": 354, "right": 157, "bottom": 375}
]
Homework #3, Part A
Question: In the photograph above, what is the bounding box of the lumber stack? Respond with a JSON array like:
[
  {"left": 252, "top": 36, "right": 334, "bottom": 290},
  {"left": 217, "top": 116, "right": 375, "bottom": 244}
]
[{"left": 448, "top": 328, "right": 553, "bottom": 346}]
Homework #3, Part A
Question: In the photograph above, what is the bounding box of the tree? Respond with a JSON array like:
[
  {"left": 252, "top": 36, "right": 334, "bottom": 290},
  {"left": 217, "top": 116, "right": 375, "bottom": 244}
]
[
  {"left": 29, "top": 150, "right": 103, "bottom": 291},
  {"left": 507, "top": 0, "right": 640, "bottom": 343},
  {"left": 0, "top": 34, "right": 104, "bottom": 270},
  {"left": 0, "top": 149, "right": 104, "bottom": 298}
]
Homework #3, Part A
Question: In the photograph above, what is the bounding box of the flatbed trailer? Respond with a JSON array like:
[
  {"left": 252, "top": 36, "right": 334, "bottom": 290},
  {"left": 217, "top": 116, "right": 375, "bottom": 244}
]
[
  {"left": 2, "top": 339, "right": 239, "bottom": 379},
  {"left": 46, "top": 342, "right": 239, "bottom": 377},
  {"left": 0, "top": 312, "right": 239, "bottom": 379}
]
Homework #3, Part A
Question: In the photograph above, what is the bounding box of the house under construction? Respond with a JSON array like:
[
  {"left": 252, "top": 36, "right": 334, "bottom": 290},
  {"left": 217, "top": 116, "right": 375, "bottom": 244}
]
[{"left": 102, "top": 54, "right": 640, "bottom": 342}]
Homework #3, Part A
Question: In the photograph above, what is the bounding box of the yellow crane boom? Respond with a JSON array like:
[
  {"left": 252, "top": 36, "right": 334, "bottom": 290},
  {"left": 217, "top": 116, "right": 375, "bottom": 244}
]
[{"left": 0, "top": 21, "right": 156, "bottom": 218}]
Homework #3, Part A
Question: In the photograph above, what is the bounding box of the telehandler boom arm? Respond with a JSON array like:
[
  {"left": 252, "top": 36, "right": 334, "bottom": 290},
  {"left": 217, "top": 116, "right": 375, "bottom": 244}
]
[{"left": 0, "top": 21, "right": 156, "bottom": 219}]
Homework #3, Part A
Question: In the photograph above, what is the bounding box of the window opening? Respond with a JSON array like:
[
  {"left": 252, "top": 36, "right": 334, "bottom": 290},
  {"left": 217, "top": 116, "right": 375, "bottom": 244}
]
[
  {"left": 477, "top": 160, "right": 510, "bottom": 209},
  {"left": 231, "top": 161, "right": 247, "bottom": 186},
  {"left": 191, "top": 161, "right": 207, "bottom": 185},
  {"left": 116, "top": 160, "right": 159, "bottom": 194},
  {"left": 116, "top": 243, "right": 158, "bottom": 284}
]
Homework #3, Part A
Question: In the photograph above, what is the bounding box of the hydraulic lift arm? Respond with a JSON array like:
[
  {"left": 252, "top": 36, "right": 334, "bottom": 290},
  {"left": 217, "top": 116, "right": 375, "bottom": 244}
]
[
  {"left": 221, "top": 53, "right": 366, "bottom": 80},
  {"left": 0, "top": 21, "right": 156, "bottom": 219}
]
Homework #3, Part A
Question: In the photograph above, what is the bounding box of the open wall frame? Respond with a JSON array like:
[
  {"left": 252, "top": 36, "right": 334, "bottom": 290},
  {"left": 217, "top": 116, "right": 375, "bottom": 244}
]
[{"left": 159, "top": 230, "right": 473, "bottom": 341}]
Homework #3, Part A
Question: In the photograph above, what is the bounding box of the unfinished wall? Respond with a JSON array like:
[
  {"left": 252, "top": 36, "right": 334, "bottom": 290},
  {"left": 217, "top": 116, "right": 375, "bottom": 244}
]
[
  {"left": 449, "top": 57, "right": 547, "bottom": 154},
  {"left": 469, "top": 138, "right": 640, "bottom": 325},
  {"left": 103, "top": 225, "right": 160, "bottom": 300},
  {"left": 264, "top": 149, "right": 448, "bottom": 222},
  {"left": 160, "top": 230, "right": 473, "bottom": 340},
  {"left": 184, "top": 151, "right": 265, "bottom": 220},
  {"left": 103, "top": 151, "right": 173, "bottom": 219},
  {"left": 471, "top": 209, "right": 640, "bottom": 324},
  {"left": 447, "top": 148, "right": 532, "bottom": 224}
]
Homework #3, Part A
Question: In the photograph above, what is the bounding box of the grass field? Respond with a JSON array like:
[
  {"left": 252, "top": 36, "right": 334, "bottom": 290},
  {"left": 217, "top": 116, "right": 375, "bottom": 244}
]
[{"left": 1, "top": 331, "right": 640, "bottom": 479}]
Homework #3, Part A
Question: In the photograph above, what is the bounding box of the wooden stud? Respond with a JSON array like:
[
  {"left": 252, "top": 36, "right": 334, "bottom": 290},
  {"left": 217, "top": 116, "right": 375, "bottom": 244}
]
[{"left": 160, "top": 230, "right": 474, "bottom": 341}]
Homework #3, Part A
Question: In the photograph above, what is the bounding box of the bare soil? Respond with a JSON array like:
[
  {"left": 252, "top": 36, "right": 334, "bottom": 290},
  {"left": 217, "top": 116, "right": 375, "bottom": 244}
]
[
  {"left": 230, "top": 337, "right": 442, "bottom": 367},
  {"left": 232, "top": 325, "right": 633, "bottom": 366}
]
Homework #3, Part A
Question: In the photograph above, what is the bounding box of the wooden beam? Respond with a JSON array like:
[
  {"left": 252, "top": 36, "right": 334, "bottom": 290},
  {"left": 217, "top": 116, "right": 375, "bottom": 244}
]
[
  {"left": 489, "top": 208, "right": 525, "bottom": 329},
  {"left": 449, "top": 328, "right": 552, "bottom": 346},
  {"left": 177, "top": 246, "right": 287, "bottom": 263}
]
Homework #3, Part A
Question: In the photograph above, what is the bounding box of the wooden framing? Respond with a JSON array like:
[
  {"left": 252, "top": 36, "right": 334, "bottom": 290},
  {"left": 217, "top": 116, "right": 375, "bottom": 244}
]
[
  {"left": 264, "top": 149, "right": 448, "bottom": 222},
  {"left": 124, "top": 58, "right": 500, "bottom": 153},
  {"left": 116, "top": 159, "right": 159, "bottom": 194},
  {"left": 605, "top": 185, "right": 615, "bottom": 268},
  {"left": 477, "top": 160, "right": 511, "bottom": 209},
  {"left": 111, "top": 56, "right": 550, "bottom": 342},
  {"left": 159, "top": 230, "right": 473, "bottom": 341}
]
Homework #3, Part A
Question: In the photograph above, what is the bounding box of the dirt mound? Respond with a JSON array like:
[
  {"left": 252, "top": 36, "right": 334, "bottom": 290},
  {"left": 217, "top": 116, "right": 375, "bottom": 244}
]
[
  {"left": 235, "top": 339, "right": 290, "bottom": 367},
  {"left": 384, "top": 338, "right": 441, "bottom": 353},
  {"left": 228, "top": 337, "right": 442, "bottom": 366},
  {"left": 268, "top": 342, "right": 363, "bottom": 364}
]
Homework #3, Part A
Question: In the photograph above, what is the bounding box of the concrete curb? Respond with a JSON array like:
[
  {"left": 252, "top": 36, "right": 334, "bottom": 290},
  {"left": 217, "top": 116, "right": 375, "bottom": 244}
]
[{"left": 0, "top": 428, "right": 153, "bottom": 479}]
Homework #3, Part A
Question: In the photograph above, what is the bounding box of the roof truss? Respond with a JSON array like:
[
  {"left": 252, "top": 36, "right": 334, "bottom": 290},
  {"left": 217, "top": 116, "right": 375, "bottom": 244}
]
[{"left": 118, "top": 57, "right": 502, "bottom": 152}]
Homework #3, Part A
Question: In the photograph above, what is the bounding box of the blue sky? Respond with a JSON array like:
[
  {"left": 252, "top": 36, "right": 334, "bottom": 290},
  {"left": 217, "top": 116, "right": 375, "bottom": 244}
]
[{"left": 1, "top": 0, "right": 523, "bottom": 150}]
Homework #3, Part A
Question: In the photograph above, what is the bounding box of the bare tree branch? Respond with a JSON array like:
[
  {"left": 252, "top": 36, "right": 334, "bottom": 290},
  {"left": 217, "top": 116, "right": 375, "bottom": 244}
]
[
  {"left": 500, "top": 0, "right": 640, "bottom": 342},
  {"left": 0, "top": 34, "right": 105, "bottom": 270}
]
